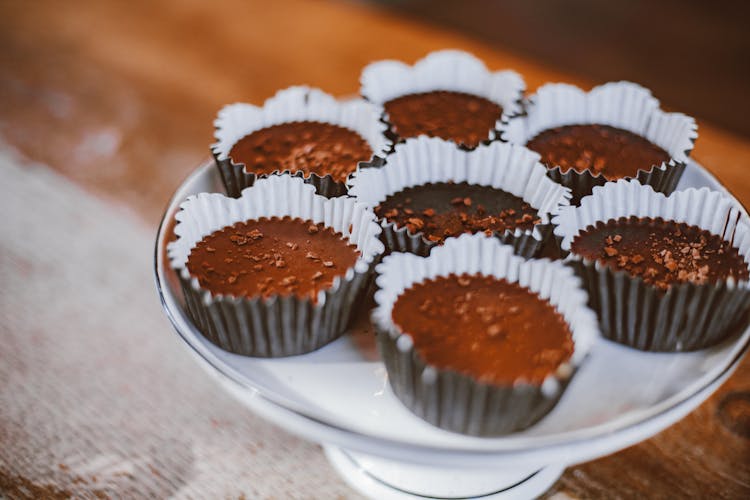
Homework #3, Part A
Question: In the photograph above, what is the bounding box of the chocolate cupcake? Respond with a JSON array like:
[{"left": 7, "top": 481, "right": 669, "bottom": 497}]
[
  {"left": 348, "top": 136, "right": 571, "bottom": 257},
  {"left": 360, "top": 50, "right": 524, "bottom": 148},
  {"left": 372, "top": 234, "right": 599, "bottom": 435},
  {"left": 168, "top": 175, "right": 384, "bottom": 357},
  {"left": 554, "top": 179, "right": 750, "bottom": 351},
  {"left": 502, "top": 82, "right": 697, "bottom": 202},
  {"left": 212, "top": 86, "right": 390, "bottom": 197}
]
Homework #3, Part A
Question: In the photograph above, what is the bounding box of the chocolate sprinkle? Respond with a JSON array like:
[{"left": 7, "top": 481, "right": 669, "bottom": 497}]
[
  {"left": 527, "top": 124, "right": 671, "bottom": 180},
  {"left": 384, "top": 91, "right": 502, "bottom": 148},
  {"left": 571, "top": 216, "right": 749, "bottom": 291},
  {"left": 229, "top": 121, "right": 373, "bottom": 183},
  {"left": 391, "top": 273, "right": 574, "bottom": 385},
  {"left": 185, "top": 216, "right": 360, "bottom": 302},
  {"left": 374, "top": 182, "right": 540, "bottom": 244}
]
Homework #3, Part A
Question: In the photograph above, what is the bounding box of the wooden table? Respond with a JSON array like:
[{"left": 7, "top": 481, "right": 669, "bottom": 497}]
[{"left": 1, "top": 0, "right": 748, "bottom": 497}]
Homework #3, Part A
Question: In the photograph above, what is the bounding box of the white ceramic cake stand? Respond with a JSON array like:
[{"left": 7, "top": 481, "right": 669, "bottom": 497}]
[{"left": 154, "top": 160, "right": 750, "bottom": 500}]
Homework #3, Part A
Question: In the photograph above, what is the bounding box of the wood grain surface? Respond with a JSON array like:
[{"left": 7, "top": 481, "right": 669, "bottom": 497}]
[{"left": 1, "top": 0, "right": 748, "bottom": 497}]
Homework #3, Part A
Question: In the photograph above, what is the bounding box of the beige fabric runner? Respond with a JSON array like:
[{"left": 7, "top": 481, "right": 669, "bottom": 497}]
[{"left": 0, "top": 147, "right": 359, "bottom": 499}]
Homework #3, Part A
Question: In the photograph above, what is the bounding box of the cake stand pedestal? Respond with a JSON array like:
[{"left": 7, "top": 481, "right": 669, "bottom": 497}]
[{"left": 325, "top": 447, "right": 563, "bottom": 500}]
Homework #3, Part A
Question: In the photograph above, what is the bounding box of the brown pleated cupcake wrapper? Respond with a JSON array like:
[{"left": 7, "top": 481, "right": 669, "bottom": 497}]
[
  {"left": 167, "top": 175, "right": 385, "bottom": 357},
  {"left": 554, "top": 180, "right": 750, "bottom": 351},
  {"left": 501, "top": 81, "right": 697, "bottom": 202},
  {"left": 178, "top": 261, "right": 372, "bottom": 357},
  {"left": 211, "top": 86, "right": 391, "bottom": 198},
  {"left": 372, "top": 234, "right": 599, "bottom": 435},
  {"left": 571, "top": 259, "right": 750, "bottom": 351},
  {"left": 348, "top": 136, "right": 571, "bottom": 258},
  {"left": 360, "top": 50, "right": 525, "bottom": 148}
]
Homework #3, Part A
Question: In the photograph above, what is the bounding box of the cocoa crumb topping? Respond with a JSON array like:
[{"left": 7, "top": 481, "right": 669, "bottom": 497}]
[
  {"left": 527, "top": 124, "right": 671, "bottom": 180},
  {"left": 228, "top": 121, "right": 373, "bottom": 183},
  {"left": 392, "top": 274, "right": 573, "bottom": 385},
  {"left": 384, "top": 91, "right": 503, "bottom": 148},
  {"left": 571, "top": 216, "right": 748, "bottom": 290},
  {"left": 185, "top": 216, "right": 360, "bottom": 302},
  {"left": 375, "top": 182, "right": 541, "bottom": 245}
]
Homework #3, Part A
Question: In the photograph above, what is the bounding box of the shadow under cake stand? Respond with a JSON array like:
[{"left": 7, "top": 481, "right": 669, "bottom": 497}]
[{"left": 154, "top": 160, "right": 750, "bottom": 500}]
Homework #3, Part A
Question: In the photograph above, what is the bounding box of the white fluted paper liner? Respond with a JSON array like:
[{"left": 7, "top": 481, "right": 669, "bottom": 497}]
[
  {"left": 212, "top": 86, "right": 390, "bottom": 197},
  {"left": 347, "top": 136, "right": 572, "bottom": 257},
  {"left": 372, "top": 233, "right": 599, "bottom": 435},
  {"left": 168, "top": 175, "right": 385, "bottom": 357},
  {"left": 502, "top": 81, "right": 698, "bottom": 199},
  {"left": 360, "top": 50, "right": 525, "bottom": 143},
  {"left": 553, "top": 179, "right": 750, "bottom": 351}
]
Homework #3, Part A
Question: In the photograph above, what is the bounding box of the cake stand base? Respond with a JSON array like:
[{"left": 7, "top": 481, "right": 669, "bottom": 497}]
[{"left": 324, "top": 446, "right": 564, "bottom": 500}]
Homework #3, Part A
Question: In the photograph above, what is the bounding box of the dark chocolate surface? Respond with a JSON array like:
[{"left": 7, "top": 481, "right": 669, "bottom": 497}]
[
  {"left": 374, "top": 182, "right": 540, "bottom": 244},
  {"left": 186, "top": 216, "right": 360, "bottom": 301},
  {"left": 526, "top": 124, "right": 671, "bottom": 180},
  {"left": 391, "top": 273, "right": 574, "bottom": 385},
  {"left": 571, "top": 216, "right": 749, "bottom": 290},
  {"left": 229, "top": 121, "right": 373, "bottom": 183},
  {"left": 384, "top": 91, "right": 503, "bottom": 148}
]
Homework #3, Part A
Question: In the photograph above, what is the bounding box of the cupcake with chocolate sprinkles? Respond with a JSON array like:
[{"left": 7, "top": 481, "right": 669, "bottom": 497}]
[
  {"left": 348, "top": 136, "right": 571, "bottom": 257},
  {"left": 360, "top": 50, "right": 524, "bottom": 148},
  {"left": 212, "top": 86, "right": 390, "bottom": 197},
  {"left": 168, "top": 175, "right": 384, "bottom": 357},
  {"left": 554, "top": 179, "right": 750, "bottom": 351},
  {"left": 373, "top": 233, "right": 598, "bottom": 435},
  {"left": 503, "top": 82, "right": 697, "bottom": 202}
]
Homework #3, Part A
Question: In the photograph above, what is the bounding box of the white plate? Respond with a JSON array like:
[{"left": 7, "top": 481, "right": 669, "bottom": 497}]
[{"left": 154, "top": 160, "right": 749, "bottom": 498}]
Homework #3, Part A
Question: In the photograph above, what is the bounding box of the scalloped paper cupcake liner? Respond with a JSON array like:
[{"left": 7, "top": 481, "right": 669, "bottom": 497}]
[
  {"left": 212, "top": 86, "right": 391, "bottom": 198},
  {"left": 554, "top": 180, "right": 750, "bottom": 351},
  {"left": 348, "top": 136, "right": 571, "bottom": 258},
  {"left": 360, "top": 50, "right": 525, "bottom": 148},
  {"left": 168, "top": 175, "right": 384, "bottom": 357},
  {"left": 502, "top": 81, "right": 697, "bottom": 202},
  {"left": 372, "top": 234, "right": 599, "bottom": 435}
]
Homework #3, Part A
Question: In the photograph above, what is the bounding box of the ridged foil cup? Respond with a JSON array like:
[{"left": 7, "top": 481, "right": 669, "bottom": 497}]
[
  {"left": 212, "top": 86, "right": 391, "bottom": 198},
  {"left": 168, "top": 175, "right": 385, "bottom": 357},
  {"left": 347, "top": 136, "right": 572, "bottom": 258},
  {"left": 554, "top": 179, "right": 750, "bottom": 351},
  {"left": 360, "top": 49, "right": 525, "bottom": 148},
  {"left": 372, "top": 233, "right": 599, "bottom": 435},
  {"left": 502, "top": 81, "right": 698, "bottom": 202}
]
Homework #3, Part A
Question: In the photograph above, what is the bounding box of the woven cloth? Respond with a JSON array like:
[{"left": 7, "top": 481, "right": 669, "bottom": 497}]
[{"left": 0, "top": 148, "right": 359, "bottom": 499}]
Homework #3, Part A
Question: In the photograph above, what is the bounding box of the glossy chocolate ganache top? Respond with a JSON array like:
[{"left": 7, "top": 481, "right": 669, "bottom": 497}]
[
  {"left": 186, "top": 216, "right": 360, "bottom": 302},
  {"left": 391, "top": 274, "right": 574, "bottom": 385},
  {"left": 374, "top": 182, "right": 540, "bottom": 244},
  {"left": 526, "top": 124, "right": 671, "bottom": 180},
  {"left": 384, "top": 91, "right": 503, "bottom": 148},
  {"left": 229, "top": 121, "right": 373, "bottom": 183},
  {"left": 571, "top": 216, "right": 749, "bottom": 291}
]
